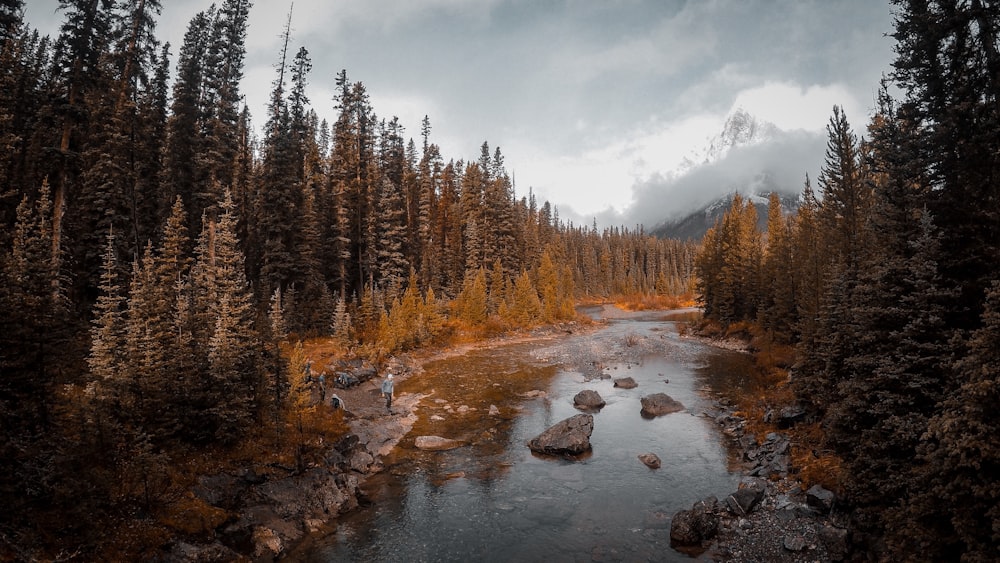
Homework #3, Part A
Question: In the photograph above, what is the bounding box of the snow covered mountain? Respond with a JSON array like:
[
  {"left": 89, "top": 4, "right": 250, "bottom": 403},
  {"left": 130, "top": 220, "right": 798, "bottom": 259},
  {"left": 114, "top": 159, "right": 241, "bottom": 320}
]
[
  {"left": 674, "top": 107, "right": 779, "bottom": 177},
  {"left": 649, "top": 108, "right": 799, "bottom": 240}
]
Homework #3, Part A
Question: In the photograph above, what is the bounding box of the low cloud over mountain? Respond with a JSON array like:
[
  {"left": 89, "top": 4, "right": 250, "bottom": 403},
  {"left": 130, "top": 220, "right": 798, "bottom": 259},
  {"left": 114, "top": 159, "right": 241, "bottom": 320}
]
[{"left": 581, "top": 109, "right": 826, "bottom": 232}]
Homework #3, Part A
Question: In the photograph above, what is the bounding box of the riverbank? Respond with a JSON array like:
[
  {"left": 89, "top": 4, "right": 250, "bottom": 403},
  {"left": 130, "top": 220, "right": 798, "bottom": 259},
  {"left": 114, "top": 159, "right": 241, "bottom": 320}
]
[
  {"left": 672, "top": 322, "right": 852, "bottom": 561},
  {"left": 163, "top": 306, "right": 846, "bottom": 561}
]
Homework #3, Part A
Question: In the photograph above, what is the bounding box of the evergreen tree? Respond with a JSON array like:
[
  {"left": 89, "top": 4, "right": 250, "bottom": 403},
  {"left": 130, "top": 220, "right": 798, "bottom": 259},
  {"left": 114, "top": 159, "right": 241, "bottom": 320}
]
[
  {"left": 160, "top": 9, "right": 212, "bottom": 232},
  {"left": 374, "top": 175, "right": 409, "bottom": 289},
  {"left": 50, "top": 0, "right": 116, "bottom": 262},
  {"left": 88, "top": 228, "right": 124, "bottom": 384},
  {"left": 917, "top": 280, "right": 1000, "bottom": 560}
]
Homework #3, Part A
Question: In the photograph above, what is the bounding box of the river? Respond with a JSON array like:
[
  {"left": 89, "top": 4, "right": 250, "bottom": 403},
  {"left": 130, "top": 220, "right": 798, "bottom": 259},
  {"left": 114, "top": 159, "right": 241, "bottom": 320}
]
[{"left": 287, "top": 307, "right": 756, "bottom": 562}]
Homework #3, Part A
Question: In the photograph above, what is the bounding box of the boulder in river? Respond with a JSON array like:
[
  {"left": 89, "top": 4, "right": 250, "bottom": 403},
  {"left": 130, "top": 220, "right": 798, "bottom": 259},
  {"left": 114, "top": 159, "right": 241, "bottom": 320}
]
[
  {"left": 637, "top": 453, "right": 661, "bottom": 469},
  {"left": 639, "top": 393, "right": 684, "bottom": 417},
  {"left": 613, "top": 377, "right": 638, "bottom": 389},
  {"left": 527, "top": 414, "right": 594, "bottom": 456},
  {"left": 670, "top": 496, "right": 719, "bottom": 546},
  {"left": 414, "top": 436, "right": 465, "bottom": 451},
  {"left": 573, "top": 389, "right": 606, "bottom": 410}
]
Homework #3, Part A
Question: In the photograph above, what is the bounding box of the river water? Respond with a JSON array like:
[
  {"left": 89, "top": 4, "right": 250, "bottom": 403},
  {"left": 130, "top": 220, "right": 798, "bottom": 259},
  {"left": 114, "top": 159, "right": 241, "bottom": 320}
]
[{"left": 290, "top": 308, "right": 755, "bottom": 562}]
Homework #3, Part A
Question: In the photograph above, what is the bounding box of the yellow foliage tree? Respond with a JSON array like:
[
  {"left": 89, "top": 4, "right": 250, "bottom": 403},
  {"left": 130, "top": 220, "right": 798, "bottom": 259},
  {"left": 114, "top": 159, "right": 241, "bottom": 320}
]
[{"left": 508, "top": 270, "right": 542, "bottom": 327}]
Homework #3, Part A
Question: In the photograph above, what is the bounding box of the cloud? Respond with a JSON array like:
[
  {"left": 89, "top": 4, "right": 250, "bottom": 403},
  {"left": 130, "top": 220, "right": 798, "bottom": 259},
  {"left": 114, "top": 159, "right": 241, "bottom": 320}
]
[
  {"left": 732, "top": 82, "right": 867, "bottom": 132},
  {"left": 622, "top": 128, "right": 826, "bottom": 228}
]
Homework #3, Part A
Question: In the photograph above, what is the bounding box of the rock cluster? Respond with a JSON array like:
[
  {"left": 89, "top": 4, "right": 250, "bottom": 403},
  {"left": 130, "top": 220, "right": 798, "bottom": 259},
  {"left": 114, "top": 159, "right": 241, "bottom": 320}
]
[
  {"left": 161, "top": 434, "right": 373, "bottom": 561},
  {"left": 669, "top": 403, "right": 851, "bottom": 561}
]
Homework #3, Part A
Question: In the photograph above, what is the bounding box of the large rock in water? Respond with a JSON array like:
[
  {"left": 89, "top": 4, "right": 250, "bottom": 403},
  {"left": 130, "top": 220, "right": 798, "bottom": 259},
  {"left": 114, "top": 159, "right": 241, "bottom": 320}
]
[
  {"left": 640, "top": 393, "right": 684, "bottom": 417},
  {"left": 613, "top": 377, "right": 638, "bottom": 389},
  {"left": 670, "top": 497, "right": 719, "bottom": 546},
  {"left": 414, "top": 436, "right": 465, "bottom": 451},
  {"left": 527, "top": 414, "right": 594, "bottom": 456},
  {"left": 573, "top": 389, "right": 606, "bottom": 410}
]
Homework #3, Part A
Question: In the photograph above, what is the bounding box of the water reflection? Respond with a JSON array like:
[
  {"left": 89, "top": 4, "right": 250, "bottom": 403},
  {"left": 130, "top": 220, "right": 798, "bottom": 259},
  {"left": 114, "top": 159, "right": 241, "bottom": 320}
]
[{"left": 292, "top": 312, "right": 754, "bottom": 562}]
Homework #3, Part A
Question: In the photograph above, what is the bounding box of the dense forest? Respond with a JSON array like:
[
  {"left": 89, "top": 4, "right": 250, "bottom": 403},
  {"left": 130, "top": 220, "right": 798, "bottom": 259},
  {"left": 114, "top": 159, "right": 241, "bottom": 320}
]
[
  {"left": 0, "top": 1, "right": 697, "bottom": 558},
  {"left": 696, "top": 1, "right": 1000, "bottom": 560}
]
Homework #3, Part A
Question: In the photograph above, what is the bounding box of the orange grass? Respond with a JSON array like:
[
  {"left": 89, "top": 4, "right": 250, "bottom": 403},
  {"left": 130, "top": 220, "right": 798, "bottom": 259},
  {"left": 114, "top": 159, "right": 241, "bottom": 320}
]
[{"left": 615, "top": 292, "right": 696, "bottom": 311}]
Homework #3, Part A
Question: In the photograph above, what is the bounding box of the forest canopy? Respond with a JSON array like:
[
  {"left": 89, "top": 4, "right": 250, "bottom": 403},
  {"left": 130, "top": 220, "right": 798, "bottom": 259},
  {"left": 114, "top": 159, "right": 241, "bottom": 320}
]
[
  {"left": 0, "top": 1, "right": 695, "bottom": 558},
  {"left": 695, "top": 1, "right": 1000, "bottom": 558}
]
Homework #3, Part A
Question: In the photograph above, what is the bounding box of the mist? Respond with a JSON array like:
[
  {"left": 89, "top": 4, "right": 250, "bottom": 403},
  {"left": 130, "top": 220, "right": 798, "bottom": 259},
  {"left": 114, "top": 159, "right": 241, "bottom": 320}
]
[{"left": 565, "top": 129, "right": 827, "bottom": 230}]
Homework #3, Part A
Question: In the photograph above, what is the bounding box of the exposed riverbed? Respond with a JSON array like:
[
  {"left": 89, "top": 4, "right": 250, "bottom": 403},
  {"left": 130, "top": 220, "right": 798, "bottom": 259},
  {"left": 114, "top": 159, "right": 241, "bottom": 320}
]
[{"left": 285, "top": 306, "right": 758, "bottom": 562}]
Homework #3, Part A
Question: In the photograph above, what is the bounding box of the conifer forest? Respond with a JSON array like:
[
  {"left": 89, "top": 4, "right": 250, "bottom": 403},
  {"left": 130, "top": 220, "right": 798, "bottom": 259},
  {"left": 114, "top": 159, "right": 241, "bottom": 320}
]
[{"left": 2, "top": 0, "right": 999, "bottom": 560}]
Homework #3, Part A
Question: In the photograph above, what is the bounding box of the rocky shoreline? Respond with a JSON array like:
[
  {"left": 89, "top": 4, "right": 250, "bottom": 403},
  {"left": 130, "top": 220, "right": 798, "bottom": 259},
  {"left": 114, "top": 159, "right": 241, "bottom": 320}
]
[
  {"left": 670, "top": 398, "right": 850, "bottom": 562},
  {"left": 158, "top": 309, "right": 850, "bottom": 561},
  {"left": 157, "top": 324, "right": 587, "bottom": 562}
]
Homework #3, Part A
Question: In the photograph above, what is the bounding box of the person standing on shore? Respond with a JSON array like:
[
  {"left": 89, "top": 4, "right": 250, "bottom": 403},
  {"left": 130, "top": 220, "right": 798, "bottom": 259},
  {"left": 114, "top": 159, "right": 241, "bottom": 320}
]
[{"left": 381, "top": 373, "right": 394, "bottom": 412}]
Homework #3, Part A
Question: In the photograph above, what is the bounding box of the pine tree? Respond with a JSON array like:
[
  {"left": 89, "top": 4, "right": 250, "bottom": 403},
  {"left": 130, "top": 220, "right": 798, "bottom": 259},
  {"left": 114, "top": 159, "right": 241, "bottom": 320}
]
[
  {"left": 374, "top": 175, "right": 409, "bottom": 289},
  {"left": 759, "top": 192, "right": 796, "bottom": 341},
  {"left": 508, "top": 270, "right": 542, "bottom": 327},
  {"left": 891, "top": 0, "right": 1000, "bottom": 333},
  {"left": 50, "top": 0, "right": 116, "bottom": 262},
  {"left": 88, "top": 228, "right": 124, "bottom": 384},
  {"left": 917, "top": 280, "right": 1000, "bottom": 560},
  {"left": 205, "top": 190, "right": 258, "bottom": 440},
  {"left": 454, "top": 267, "right": 488, "bottom": 326},
  {"left": 160, "top": 9, "right": 212, "bottom": 232}
]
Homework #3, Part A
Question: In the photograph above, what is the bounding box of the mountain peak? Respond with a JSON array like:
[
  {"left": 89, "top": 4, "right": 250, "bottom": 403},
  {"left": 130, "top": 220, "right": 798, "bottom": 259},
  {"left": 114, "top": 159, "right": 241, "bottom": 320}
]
[{"left": 704, "top": 107, "right": 778, "bottom": 163}]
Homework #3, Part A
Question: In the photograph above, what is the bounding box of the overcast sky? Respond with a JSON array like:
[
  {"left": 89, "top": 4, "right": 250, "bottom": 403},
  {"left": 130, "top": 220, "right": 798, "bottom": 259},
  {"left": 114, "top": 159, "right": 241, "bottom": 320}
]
[{"left": 24, "top": 0, "right": 896, "bottom": 227}]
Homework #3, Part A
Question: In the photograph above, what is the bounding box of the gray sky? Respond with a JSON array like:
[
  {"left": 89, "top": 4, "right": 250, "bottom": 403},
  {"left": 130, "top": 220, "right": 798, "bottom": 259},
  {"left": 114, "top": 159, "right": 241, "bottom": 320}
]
[{"left": 24, "top": 0, "right": 896, "bottom": 226}]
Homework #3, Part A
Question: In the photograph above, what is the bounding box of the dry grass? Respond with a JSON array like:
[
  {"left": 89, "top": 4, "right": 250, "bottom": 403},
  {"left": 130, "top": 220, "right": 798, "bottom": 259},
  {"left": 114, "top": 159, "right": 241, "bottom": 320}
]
[{"left": 615, "top": 292, "right": 695, "bottom": 311}]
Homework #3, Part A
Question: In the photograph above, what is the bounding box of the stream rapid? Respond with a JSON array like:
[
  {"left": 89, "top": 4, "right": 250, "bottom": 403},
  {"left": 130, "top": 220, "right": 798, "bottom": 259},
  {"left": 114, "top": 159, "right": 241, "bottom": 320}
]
[{"left": 289, "top": 308, "right": 755, "bottom": 562}]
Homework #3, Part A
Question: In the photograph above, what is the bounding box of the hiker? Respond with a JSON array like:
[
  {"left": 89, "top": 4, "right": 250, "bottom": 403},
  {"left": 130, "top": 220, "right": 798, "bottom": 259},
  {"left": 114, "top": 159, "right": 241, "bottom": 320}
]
[
  {"left": 381, "top": 373, "right": 394, "bottom": 411},
  {"left": 330, "top": 393, "right": 344, "bottom": 411},
  {"left": 318, "top": 372, "right": 326, "bottom": 403}
]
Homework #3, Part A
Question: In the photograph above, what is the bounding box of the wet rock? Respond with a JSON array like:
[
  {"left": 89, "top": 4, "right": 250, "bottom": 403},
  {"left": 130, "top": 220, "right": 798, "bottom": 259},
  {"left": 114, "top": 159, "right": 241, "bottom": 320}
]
[
  {"left": 527, "top": 413, "right": 594, "bottom": 456},
  {"left": 806, "top": 484, "right": 836, "bottom": 514},
  {"left": 639, "top": 393, "right": 684, "bottom": 417},
  {"left": 670, "top": 497, "right": 719, "bottom": 546},
  {"left": 751, "top": 453, "right": 790, "bottom": 478},
  {"left": 521, "top": 390, "right": 547, "bottom": 398},
  {"left": 414, "top": 435, "right": 465, "bottom": 451},
  {"left": 637, "top": 453, "right": 661, "bottom": 469},
  {"left": 334, "top": 433, "right": 360, "bottom": 455},
  {"left": 613, "top": 377, "right": 638, "bottom": 389},
  {"left": 573, "top": 389, "right": 606, "bottom": 410},
  {"left": 255, "top": 468, "right": 355, "bottom": 520}
]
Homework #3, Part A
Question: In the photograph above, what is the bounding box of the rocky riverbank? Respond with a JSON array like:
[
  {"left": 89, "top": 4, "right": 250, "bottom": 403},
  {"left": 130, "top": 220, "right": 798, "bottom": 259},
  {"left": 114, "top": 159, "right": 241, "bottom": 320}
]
[
  {"left": 159, "top": 306, "right": 847, "bottom": 561},
  {"left": 157, "top": 323, "right": 593, "bottom": 562},
  {"left": 669, "top": 399, "right": 851, "bottom": 562}
]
